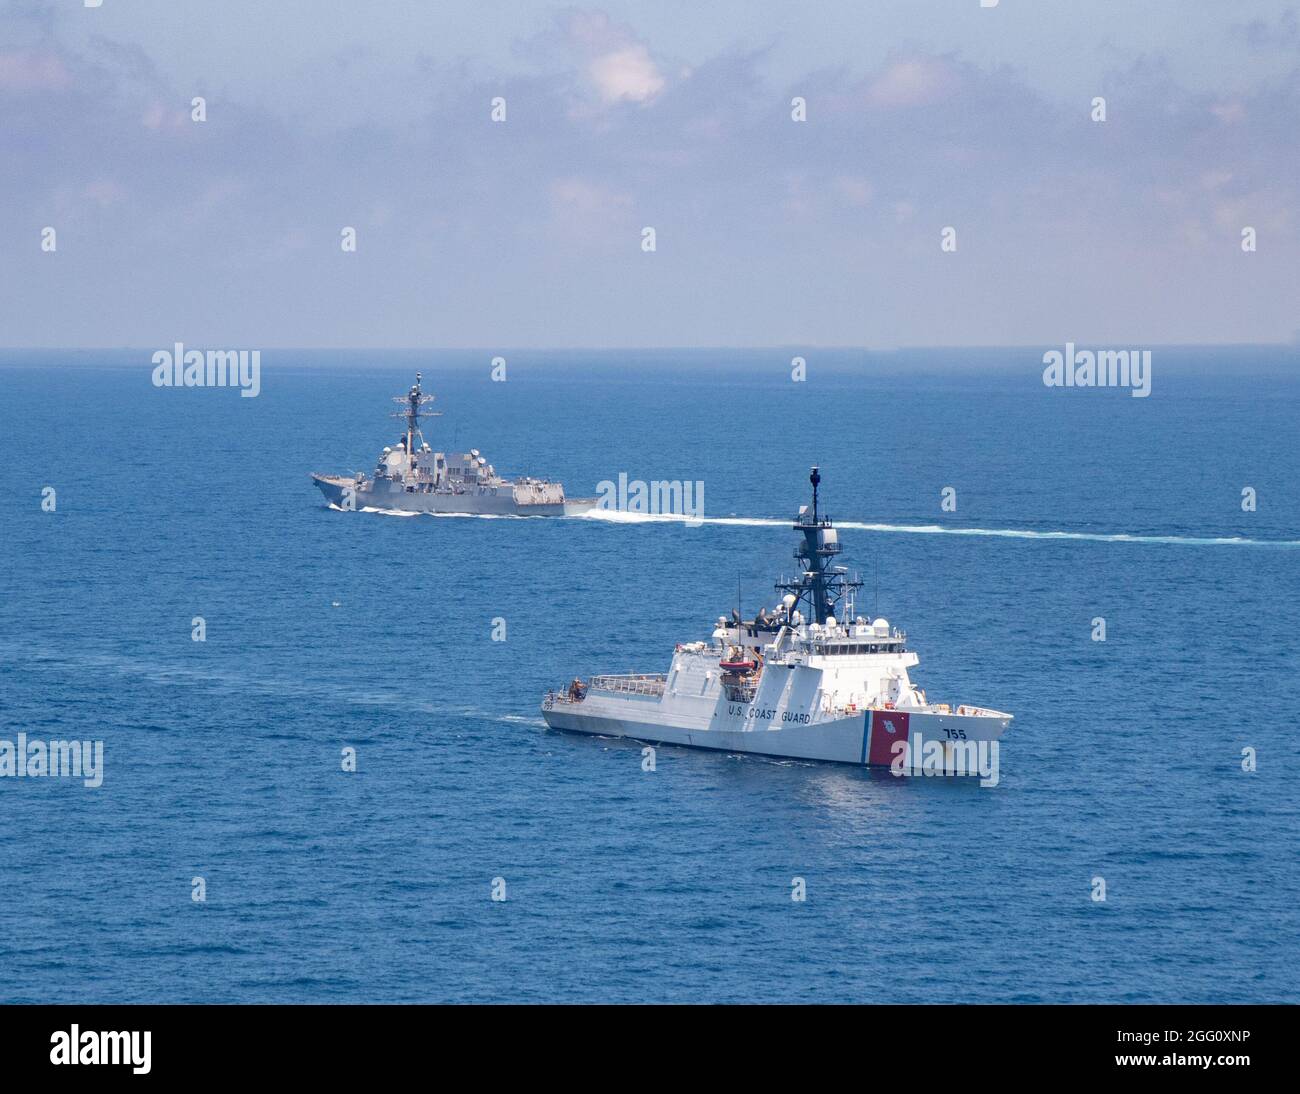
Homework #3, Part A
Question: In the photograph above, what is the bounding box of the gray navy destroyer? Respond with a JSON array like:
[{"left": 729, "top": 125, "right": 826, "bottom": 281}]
[
  {"left": 312, "top": 373, "right": 595, "bottom": 516},
  {"left": 543, "top": 468, "right": 1013, "bottom": 772}
]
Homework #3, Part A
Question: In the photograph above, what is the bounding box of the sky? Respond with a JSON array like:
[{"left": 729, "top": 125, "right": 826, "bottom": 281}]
[{"left": 1, "top": 0, "right": 1297, "bottom": 348}]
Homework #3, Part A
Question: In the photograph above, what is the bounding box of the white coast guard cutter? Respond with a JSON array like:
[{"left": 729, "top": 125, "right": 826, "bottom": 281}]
[{"left": 542, "top": 467, "right": 1013, "bottom": 771}]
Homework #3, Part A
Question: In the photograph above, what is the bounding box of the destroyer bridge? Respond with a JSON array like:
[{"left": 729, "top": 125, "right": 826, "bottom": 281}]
[
  {"left": 541, "top": 466, "right": 1014, "bottom": 770},
  {"left": 311, "top": 372, "right": 597, "bottom": 517}
]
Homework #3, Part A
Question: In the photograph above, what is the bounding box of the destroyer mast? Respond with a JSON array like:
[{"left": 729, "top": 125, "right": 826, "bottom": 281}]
[
  {"left": 393, "top": 372, "right": 441, "bottom": 457},
  {"left": 310, "top": 372, "right": 597, "bottom": 516}
]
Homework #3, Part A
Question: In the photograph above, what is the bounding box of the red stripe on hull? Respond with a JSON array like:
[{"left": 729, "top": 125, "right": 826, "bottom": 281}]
[{"left": 867, "top": 710, "right": 910, "bottom": 767}]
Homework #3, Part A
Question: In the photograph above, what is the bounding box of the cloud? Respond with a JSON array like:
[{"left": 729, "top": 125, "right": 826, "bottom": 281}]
[
  {"left": 1232, "top": 8, "right": 1299, "bottom": 49},
  {"left": 547, "top": 176, "right": 635, "bottom": 246},
  {"left": 1210, "top": 100, "right": 1246, "bottom": 124},
  {"left": 831, "top": 175, "right": 873, "bottom": 207},
  {"left": 141, "top": 100, "right": 189, "bottom": 131},
  {"left": 82, "top": 179, "right": 126, "bottom": 206},
  {"left": 587, "top": 44, "right": 664, "bottom": 103},
  {"left": 0, "top": 5, "right": 1297, "bottom": 346},
  {"left": 0, "top": 50, "right": 71, "bottom": 91},
  {"left": 864, "top": 56, "right": 960, "bottom": 109},
  {"left": 558, "top": 8, "right": 665, "bottom": 105}
]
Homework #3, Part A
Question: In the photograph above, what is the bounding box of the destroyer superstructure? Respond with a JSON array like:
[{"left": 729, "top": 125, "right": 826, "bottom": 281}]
[
  {"left": 543, "top": 467, "right": 1013, "bottom": 771},
  {"left": 312, "top": 373, "right": 595, "bottom": 516}
]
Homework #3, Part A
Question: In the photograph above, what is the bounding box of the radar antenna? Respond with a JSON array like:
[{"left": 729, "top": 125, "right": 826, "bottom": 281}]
[
  {"left": 388, "top": 371, "right": 443, "bottom": 457},
  {"left": 773, "top": 466, "right": 863, "bottom": 625}
]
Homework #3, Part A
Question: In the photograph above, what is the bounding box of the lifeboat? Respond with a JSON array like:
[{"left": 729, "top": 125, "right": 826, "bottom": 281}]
[
  {"left": 717, "top": 642, "right": 753, "bottom": 671},
  {"left": 719, "top": 643, "right": 756, "bottom": 672}
]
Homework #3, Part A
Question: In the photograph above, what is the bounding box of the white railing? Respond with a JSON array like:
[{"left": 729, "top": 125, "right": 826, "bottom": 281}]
[{"left": 588, "top": 674, "right": 667, "bottom": 697}]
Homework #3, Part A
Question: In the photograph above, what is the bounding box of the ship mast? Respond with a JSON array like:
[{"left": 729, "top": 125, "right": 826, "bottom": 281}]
[
  {"left": 775, "top": 466, "right": 862, "bottom": 625},
  {"left": 390, "top": 372, "right": 442, "bottom": 465}
]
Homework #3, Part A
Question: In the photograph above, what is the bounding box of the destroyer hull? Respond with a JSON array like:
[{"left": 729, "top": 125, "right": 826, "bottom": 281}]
[
  {"left": 312, "top": 474, "right": 596, "bottom": 517},
  {"left": 542, "top": 697, "right": 1011, "bottom": 769}
]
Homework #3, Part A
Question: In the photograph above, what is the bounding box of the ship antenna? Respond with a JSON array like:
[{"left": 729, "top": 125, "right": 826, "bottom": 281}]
[
  {"left": 389, "top": 371, "right": 441, "bottom": 474},
  {"left": 776, "top": 465, "right": 862, "bottom": 626},
  {"left": 874, "top": 551, "right": 879, "bottom": 618}
]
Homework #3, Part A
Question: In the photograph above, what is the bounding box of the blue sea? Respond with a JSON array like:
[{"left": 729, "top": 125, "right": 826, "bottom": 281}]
[{"left": 2, "top": 347, "right": 1298, "bottom": 1004}]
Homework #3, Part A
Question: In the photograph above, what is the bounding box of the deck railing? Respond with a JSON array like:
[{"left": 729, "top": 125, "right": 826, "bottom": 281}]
[{"left": 588, "top": 674, "right": 667, "bottom": 697}]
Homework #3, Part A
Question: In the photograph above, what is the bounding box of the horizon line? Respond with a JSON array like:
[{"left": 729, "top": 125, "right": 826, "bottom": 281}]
[{"left": 1, "top": 340, "right": 1297, "bottom": 354}]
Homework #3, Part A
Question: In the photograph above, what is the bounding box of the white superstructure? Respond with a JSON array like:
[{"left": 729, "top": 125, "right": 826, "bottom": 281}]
[
  {"left": 312, "top": 372, "right": 595, "bottom": 516},
  {"left": 543, "top": 468, "right": 1013, "bottom": 771}
]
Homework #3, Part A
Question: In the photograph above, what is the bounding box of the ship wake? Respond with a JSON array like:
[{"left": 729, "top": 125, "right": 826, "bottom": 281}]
[
  {"left": 576, "top": 508, "right": 1300, "bottom": 548},
  {"left": 327, "top": 503, "right": 530, "bottom": 519}
]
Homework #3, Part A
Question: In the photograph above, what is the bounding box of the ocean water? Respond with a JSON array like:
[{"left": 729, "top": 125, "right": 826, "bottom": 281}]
[{"left": 1, "top": 346, "right": 1298, "bottom": 1004}]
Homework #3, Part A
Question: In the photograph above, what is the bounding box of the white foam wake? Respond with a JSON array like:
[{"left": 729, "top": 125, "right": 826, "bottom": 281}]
[
  {"left": 577, "top": 508, "right": 1300, "bottom": 548},
  {"left": 328, "top": 499, "right": 1297, "bottom": 547},
  {"left": 330, "top": 503, "right": 525, "bottom": 519}
]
